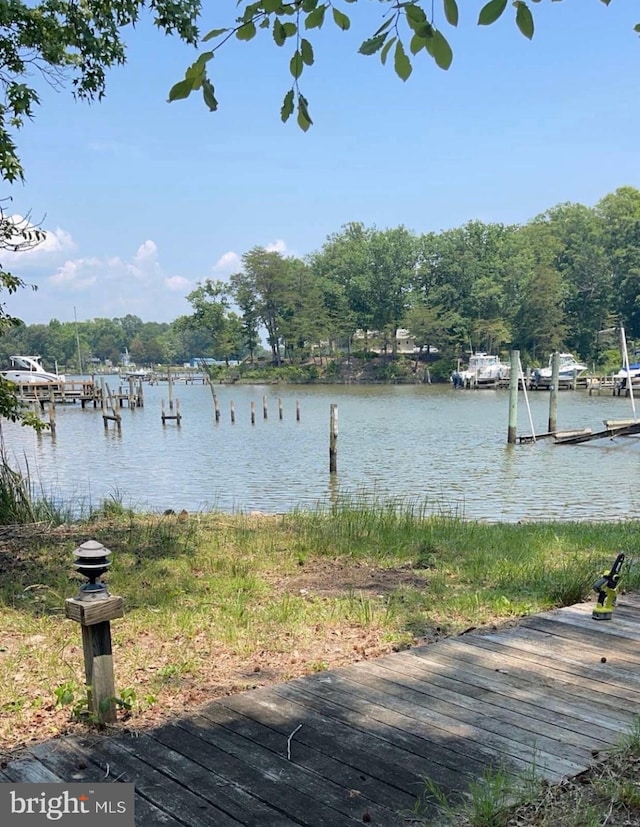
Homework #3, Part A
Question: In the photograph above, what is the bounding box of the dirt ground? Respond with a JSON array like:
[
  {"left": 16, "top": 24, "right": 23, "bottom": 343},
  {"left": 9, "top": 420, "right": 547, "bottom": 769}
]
[{"left": 1, "top": 554, "right": 436, "bottom": 760}]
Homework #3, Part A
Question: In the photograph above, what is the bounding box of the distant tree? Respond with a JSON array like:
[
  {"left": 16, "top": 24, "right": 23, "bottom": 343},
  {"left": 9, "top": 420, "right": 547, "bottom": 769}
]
[{"left": 596, "top": 187, "right": 640, "bottom": 338}]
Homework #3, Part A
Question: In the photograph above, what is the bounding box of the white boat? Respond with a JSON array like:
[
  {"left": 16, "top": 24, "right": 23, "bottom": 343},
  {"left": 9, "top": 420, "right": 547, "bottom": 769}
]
[
  {"left": 1, "top": 355, "right": 64, "bottom": 384},
  {"left": 531, "top": 353, "right": 587, "bottom": 388},
  {"left": 452, "top": 353, "right": 509, "bottom": 388},
  {"left": 615, "top": 361, "right": 640, "bottom": 383}
]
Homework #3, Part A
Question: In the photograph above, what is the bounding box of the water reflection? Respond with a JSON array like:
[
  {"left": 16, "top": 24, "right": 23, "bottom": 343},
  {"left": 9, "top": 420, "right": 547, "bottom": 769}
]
[{"left": 2, "top": 381, "right": 640, "bottom": 521}]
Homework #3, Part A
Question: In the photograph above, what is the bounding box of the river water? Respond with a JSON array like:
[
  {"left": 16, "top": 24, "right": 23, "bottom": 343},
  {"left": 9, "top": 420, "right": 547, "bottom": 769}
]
[{"left": 2, "top": 380, "right": 640, "bottom": 521}]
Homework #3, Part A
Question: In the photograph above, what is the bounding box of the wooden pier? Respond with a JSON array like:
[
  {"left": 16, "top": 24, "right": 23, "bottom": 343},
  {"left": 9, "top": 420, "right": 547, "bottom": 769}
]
[
  {"left": 11, "top": 378, "right": 100, "bottom": 406},
  {"left": 554, "top": 419, "right": 640, "bottom": 444},
  {"left": 4, "top": 595, "right": 640, "bottom": 825}
]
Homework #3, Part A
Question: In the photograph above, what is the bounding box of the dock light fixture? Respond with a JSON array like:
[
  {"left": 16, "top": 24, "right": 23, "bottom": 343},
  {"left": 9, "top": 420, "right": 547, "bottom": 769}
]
[{"left": 72, "top": 539, "right": 113, "bottom": 601}]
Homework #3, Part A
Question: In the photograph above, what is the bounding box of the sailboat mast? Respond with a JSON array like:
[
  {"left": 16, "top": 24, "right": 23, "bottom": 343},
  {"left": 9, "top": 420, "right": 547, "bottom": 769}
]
[
  {"left": 620, "top": 324, "right": 637, "bottom": 421},
  {"left": 74, "top": 306, "right": 83, "bottom": 375}
]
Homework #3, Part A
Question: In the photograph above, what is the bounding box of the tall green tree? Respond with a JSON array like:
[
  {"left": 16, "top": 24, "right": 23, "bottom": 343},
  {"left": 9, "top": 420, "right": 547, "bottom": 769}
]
[
  {"left": 596, "top": 187, "right": 640, "bottom": 338},
  {"left": 234, "top": 247, "right": 295, "bottom": 366}
]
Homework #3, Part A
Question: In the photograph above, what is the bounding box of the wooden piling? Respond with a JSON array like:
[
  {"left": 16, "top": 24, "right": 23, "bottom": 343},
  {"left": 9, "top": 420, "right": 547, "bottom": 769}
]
[
  {"left": 102, "top": 383, "right": 122, "bottom": 431},
  {"left": 278, "top": 399, "right": 283, "bottom": 420},
  {"left": 548, "top": 351, "right": 560, "bottom": 434},
  {"left": 48, "top": 401, "right": 56, "bottom": 436},
  {"left": 168, "top": 368, "right": 174, "bottom": 411},
  {"left": 263, "top": 395, "right": 268, "bottom": 420},
  {"left": 65, "top": 595, "right": 124, "bottom": 724},
  {"left": 230, "top": 401, "right": 235, "bottom": 424},
  {"left": 296, "top": 400, "right": 301, "bottom": 422},
  {"left": 161, "top": 398, "right": 181, "bottom": 425},
  {"left": 507, "top": 350, "right": 519, "bottom": 445},
  {"left": 251, "top": 400, "right": 256, "bottom": 425},
  {"left": 329, "top": 403, "right": 338, "bottom": 473}
]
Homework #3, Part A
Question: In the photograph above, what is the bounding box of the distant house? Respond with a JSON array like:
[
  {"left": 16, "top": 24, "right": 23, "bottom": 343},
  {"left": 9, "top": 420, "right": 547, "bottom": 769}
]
[{"left": 353, "top": 329, "right": 418, "bottom": 355}]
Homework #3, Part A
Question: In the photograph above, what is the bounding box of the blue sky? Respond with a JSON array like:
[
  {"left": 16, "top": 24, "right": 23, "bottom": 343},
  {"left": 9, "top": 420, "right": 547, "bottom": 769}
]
[{"left": 4, "top": 0, "right": 640, "bottom": 325}]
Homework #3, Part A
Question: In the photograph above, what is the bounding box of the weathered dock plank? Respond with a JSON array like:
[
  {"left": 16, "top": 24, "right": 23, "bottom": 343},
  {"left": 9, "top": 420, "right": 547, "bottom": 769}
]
[
  {"left": 199, "top": 699, "right": 418, "bottom": 815},
  {"left": 4, "top": 596, "right": 640, "bottom": 826},
  {"left": 405, "top": 639, "right": 634, "bottom": 735},
  {"left": 291, "top": 668, "right": 585, "bottom": 780}
]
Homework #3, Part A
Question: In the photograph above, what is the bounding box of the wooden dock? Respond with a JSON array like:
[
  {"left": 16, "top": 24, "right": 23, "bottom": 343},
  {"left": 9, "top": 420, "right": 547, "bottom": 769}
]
[
  {"left": 4, "top": 595, "right": 640, "bottom": 825},
  {"left": 12, "top": 378, "right": 100, "bottom": 406}
]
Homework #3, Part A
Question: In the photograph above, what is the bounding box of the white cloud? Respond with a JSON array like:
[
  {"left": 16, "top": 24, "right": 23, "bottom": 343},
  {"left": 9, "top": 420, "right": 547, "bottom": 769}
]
[
  {"left": 34, "top": 241, "right": 194, "bottom": 321},
  {"left": 165, "top": 275, "right": 190, "bottom": 291},
  {"left": 265, "top": 239, "right": 288, "bottom": 254},
  {"left": 49, "top": 258, "right": 99, "bottom": 289},
  {"left": 213, "top": 251, "right": 242, "bottom": 275},
  {"left": 212, "top": 240, "right": 292, "bottom": 278},
  {"left": 2, "top": 215, "right": 76, "bottom": 266}
]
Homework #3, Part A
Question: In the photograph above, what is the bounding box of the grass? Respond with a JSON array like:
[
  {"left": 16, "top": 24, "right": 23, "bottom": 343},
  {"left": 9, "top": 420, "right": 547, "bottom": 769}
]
[{"left": 2, "top": 490, "right": 640, "bottom": 822}]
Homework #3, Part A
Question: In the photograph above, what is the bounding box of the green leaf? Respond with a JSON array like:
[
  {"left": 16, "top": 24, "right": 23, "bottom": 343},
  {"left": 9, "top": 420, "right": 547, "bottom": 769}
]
[
  {"left": 297, "top": 95, "right": 313, "bottom": 131},
  {"left": 358, "top": 33, "right": 387, "bottom": 56},
  {"left": 515, "top": 2, "right": 534, "bottom": 39},
  {"left": 263, "top": 0, "right": 282, "bottom": 11},
  {"left": 202, "top": 79, "right": 218, "bottom": 112},
  {"left": 273, "top": 19, "right": 286, "bottom": 45},
  {"left": 374, "top": 17, "right": 394, "bottom": 37},
  {"left": 305, "top": 6, "right": 326, "bottom": 28},
  {"left": 281, "top": 89, "right": 294, "bottom": 122},
  {"left": 431, "top": 29, "right": 453, "bottom": 69},
  {"left": 443, "top": 0, "right": 459, "bottom": 26},
  {"left": 394, "top": 40, "right": 412, "bottom": 81},
  {"left": 236, "top": 21, "right": 257, "bottom": 40},
  {"left": 478, "top": 0, "right": 508, "bottom": 26},
  {"left": 202, "top": 28, "right": 229, "bottom": 42},
  {"left": 380, "top": 36, "right": 397, "bottom": 65},
  {"left": 635, "top": 22, "right": 640, "bottom": 33},
  {"left": 290, "top": 50, "right": 303, "bottom": 79},
  {"left": 409, "top": 33, "right": 426, "bottom": 55},
  {"left": 302, "top": 0, "right": 318, "bottom": 10},
  {"left": 332, "top": 8, "right": 351, "bottom": 30},
  {"left": 168, "top": 78, "right": 194, "bottom": 102},
  {"left": 405, "top": 5, "right": 427, "bottom": 25},
  {"left": 300, "top": 38, "right": 315, "bottom": 65}
]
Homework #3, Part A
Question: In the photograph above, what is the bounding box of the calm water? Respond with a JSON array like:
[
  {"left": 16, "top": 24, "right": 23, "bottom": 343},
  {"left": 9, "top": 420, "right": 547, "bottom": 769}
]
[{"left": 2, "top": 380, "right": 640, "bottom": 521}]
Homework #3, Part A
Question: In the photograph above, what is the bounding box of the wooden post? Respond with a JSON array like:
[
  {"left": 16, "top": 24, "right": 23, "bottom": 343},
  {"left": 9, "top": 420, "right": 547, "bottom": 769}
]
[
  {"left": 263, "top": 395, "right": 268, "bottom": 420},
  {"left": 251, "top": 400, "right": 256, "bottom": 425},
  {"left": 548, "top": 351, "right": 560, "bottom": 434},
  {"left": 278, "top": 398, "right": 283, "bottom": 420},
  {"left": 230, "top": 401, "right": 235, "bottom": 424},
  {"left": 65, "top": 595, "right": 124, "bottom": 724},
  {"left": 168, "top": 368, "right": 174, "bottom": 411},
  {"left": 128, "top": 376, "right": 134, "bottom": 407},
  {"left": 137, "top": 378, "right": 144, "bottom": 408},
  {"left": 507, "top": 350, "right": 519, "bottom": 445},
  {"left": 161, "top": 399, "right": 166, "bottom": 425},
  {"left": 296, "top": 400, "right": 301, "bottom": 422},
  {"left": 48, "top": 401, "right": 56, "bottom": 436},
  {"left": 329, "top": 403, "right": 338, "bottom": 473}
]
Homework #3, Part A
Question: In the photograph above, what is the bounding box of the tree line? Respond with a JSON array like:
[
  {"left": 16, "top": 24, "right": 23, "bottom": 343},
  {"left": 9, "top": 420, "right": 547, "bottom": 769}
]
[{"left": 3, "top": 185, "right": 639, "bottom": 377}]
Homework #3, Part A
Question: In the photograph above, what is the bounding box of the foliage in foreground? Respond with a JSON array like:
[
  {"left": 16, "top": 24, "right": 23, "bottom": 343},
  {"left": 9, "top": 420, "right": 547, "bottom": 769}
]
[{"left": 412, "top": 718, "right": 640, "bottom": 826}]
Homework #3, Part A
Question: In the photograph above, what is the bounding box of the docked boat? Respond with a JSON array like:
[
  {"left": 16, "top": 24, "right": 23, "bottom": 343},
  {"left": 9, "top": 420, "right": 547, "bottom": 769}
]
[
  {"left": 452, "top": 353, "right": 509, "bottom": 388},
  {"left": 1, "top": 355, "right": 64, "bottom": 385},
  {"left": 530, "top": 353, "right": 587, "bottom": 389}
]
